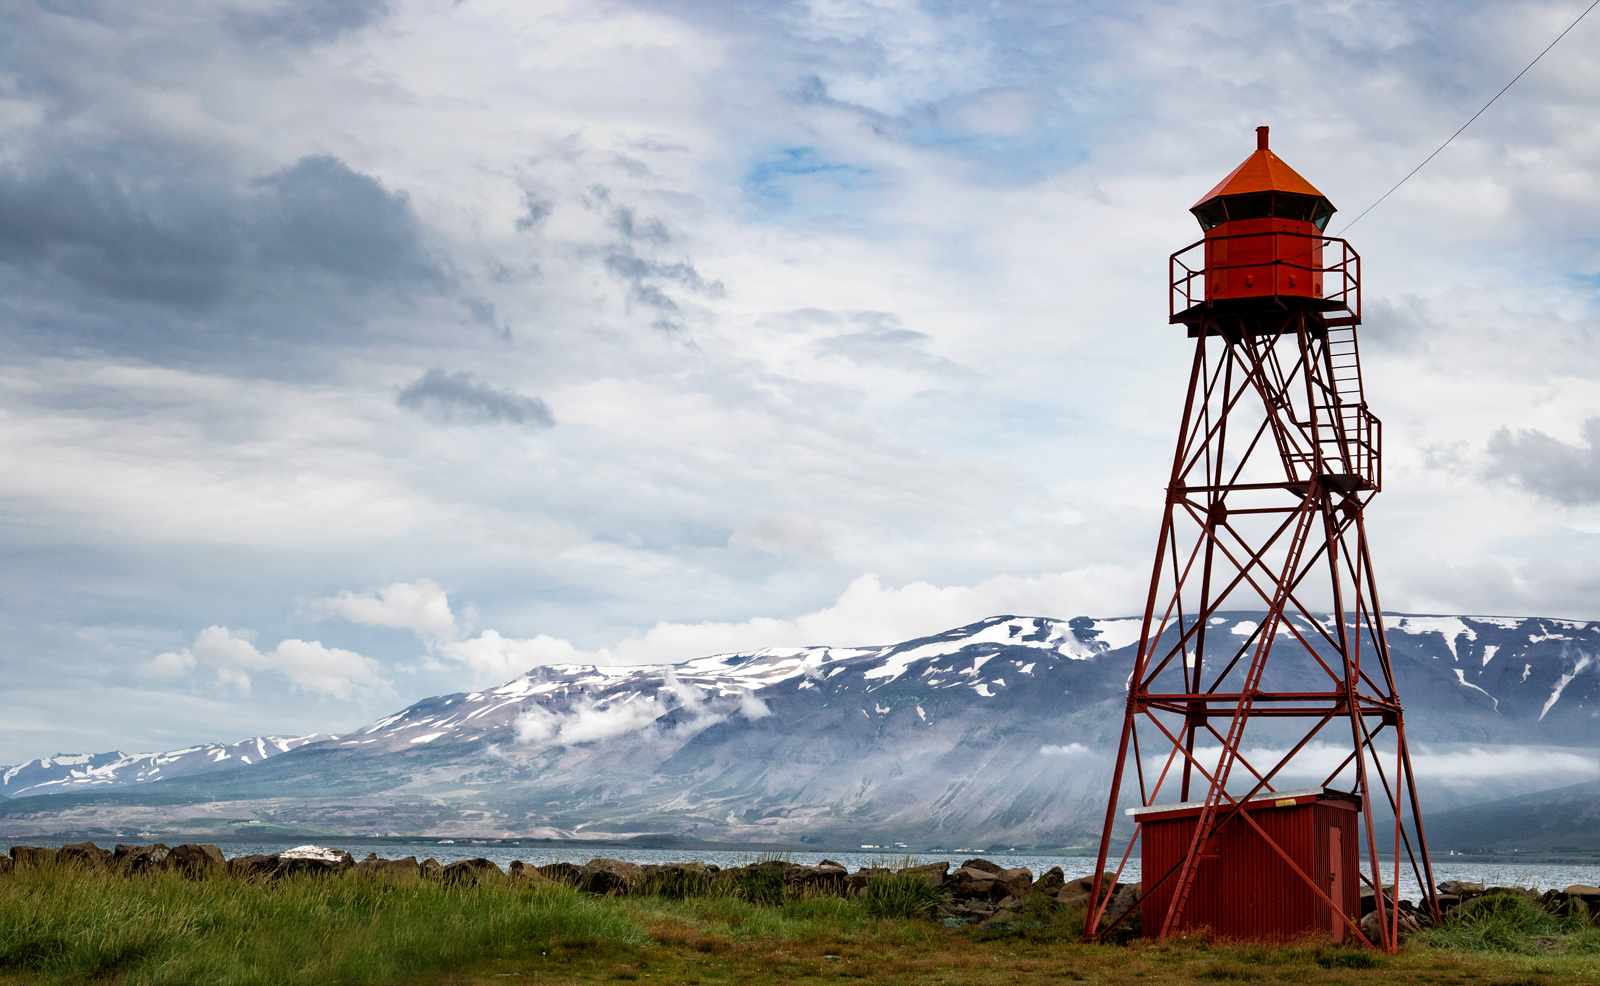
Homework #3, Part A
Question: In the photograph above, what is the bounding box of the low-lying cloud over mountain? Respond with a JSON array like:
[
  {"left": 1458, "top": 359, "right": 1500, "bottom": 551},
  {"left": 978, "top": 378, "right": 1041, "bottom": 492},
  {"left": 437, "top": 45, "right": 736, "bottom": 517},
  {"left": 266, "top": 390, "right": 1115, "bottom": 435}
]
[{"left": 3, "top": 612, "right": 1593, "bottom": 848}]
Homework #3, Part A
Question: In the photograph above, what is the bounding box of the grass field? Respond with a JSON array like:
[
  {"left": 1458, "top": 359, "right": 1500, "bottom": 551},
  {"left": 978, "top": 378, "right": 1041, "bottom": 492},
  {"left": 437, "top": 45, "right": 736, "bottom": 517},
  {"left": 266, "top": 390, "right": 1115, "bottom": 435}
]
[{"left": 1, "top": 861, "right": 1595, "bottom": 986}]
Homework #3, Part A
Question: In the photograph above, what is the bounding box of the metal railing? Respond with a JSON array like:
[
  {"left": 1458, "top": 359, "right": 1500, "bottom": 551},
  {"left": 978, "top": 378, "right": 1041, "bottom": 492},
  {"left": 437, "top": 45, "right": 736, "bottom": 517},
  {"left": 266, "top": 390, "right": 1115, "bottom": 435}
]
[{"left": 1170, "top": 231, "right": 1361, "bottom": 320}]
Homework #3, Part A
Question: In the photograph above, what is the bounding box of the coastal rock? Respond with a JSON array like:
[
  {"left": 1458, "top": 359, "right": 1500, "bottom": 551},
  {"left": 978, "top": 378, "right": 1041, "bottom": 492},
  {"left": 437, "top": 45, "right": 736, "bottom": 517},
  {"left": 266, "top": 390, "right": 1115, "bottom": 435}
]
[
  {"left": 356, "top": 854, "right": 421, "bottom": 879},
  {"left": 58, "top": 842, "right": 114, "bottom": 870},
  {"left": 534, "top": 861, "right": 580, "bottom": 884},
  {"left": 273, "top": 845, "right": 354, "bottom": 879},
  {"left": 441, "top": 858, "right": 503, "bottom": 884},
  {"left": 1053, "top": 872, "right": 1116, "bottom": 906},
  {"left": 578, "top": 858, "right": 642, "bottom": 895},
  {"left": 9, "top": 845, "right": 57, "bottom": 868},
  {"left": 227, "top": 854, "right": 279, "bottom": 879},
  {"left": 115, "top": 844, "right": 170, "bottom": 874},
  {"left": 644, "top": 861, "right": 716, "bottom": 896},
  {"left": 898, "top": 861, "right": 949, "bottom": 885},
  {"left": 1437, "top": 880, "right": 1484, "bottom": 897},
  {"left": 421, "top": 858, "right": 442, "bottom": 877},
  {"left": 960, "top": 858, "right": 1004, "bottom": 874},
  {"left": 786, "top": 861, "right": 848, "bottom": 895},
  {"left": 0, "top": 856, "right": 11, "bottom": 875},
  {"left": 1035, "top": 866, "right": 1066, "bottom": 895},
  {"left": 847, "top": 867, "right": 891, "bottom": 893},
  {"left": 166, "top": 844, "right": 225, "bottom": 877}
]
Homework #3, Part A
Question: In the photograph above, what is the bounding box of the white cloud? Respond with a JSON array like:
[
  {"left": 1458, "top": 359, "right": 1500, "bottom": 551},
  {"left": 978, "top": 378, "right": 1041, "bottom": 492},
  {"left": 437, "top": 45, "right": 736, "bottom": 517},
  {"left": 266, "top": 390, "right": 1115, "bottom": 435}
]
[
  {"left": 1040, "top": 743, "right": 1091, "bottom": 756},
  {"left": 429, "top": 567, "right": 1142, "bottom": 682},
  {"left": 150, "top": 626, "right": 393, "bottom": 702},
  {"left": 313, "top": 579, "right": 459, "bottom": 645},
  {"left": 1147, "top": 743, "right": 1598, "bottom": 784}
]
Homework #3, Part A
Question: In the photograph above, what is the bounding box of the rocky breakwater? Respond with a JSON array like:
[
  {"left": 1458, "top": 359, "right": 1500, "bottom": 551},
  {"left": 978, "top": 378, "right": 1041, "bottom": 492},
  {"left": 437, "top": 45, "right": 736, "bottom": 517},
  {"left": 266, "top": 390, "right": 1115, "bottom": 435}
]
[
  {"left": 1, "top": 842, "right": 1137, "bottom": 930},
  {"left": 1355, "top": 880, "right": 1600, "bottom": 941}
]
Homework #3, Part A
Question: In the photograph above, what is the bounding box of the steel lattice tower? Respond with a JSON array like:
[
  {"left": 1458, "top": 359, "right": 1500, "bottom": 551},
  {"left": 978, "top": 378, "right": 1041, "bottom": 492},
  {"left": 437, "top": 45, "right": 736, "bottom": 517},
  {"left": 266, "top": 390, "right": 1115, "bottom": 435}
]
[{"left": 1086, "top": 128, "right": 1439, "bottom": 950}]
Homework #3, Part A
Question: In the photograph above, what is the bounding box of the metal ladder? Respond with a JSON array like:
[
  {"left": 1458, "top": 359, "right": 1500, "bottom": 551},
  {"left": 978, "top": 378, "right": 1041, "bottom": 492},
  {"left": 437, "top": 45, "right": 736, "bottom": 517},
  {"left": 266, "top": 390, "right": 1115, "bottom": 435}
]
[{"left": 1316, "top": 324, "right": 1369, "bottom": 482}]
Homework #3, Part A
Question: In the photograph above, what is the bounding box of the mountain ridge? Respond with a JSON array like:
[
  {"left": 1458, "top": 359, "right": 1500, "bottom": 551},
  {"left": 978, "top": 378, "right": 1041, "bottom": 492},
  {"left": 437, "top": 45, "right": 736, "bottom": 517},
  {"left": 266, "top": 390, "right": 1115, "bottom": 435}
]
[{"left": 2, "top": 612, "right": 1594, "bottom": 847}]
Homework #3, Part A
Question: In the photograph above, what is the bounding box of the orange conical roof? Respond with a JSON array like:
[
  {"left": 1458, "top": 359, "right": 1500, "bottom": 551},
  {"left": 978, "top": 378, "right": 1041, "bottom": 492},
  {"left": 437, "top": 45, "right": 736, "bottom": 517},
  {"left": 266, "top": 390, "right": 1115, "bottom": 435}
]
[{"left": 1192, "top": 127, "right": 1327, "bottom": 207}]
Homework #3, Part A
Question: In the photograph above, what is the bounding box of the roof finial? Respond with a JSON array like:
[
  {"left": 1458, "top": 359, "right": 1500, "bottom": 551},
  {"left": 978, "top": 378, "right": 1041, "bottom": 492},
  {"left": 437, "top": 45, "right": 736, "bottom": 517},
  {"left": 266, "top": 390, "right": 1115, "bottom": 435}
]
[{"left": 1257, "top": 126, "right": 1269, "bottom": 151}]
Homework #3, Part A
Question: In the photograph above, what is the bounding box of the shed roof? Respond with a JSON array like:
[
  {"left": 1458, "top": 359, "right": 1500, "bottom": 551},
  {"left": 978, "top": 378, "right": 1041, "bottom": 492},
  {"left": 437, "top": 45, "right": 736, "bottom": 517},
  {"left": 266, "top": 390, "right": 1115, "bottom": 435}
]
[{"left": 1193, "top": 148, "right": 1327, "bottom": 207}]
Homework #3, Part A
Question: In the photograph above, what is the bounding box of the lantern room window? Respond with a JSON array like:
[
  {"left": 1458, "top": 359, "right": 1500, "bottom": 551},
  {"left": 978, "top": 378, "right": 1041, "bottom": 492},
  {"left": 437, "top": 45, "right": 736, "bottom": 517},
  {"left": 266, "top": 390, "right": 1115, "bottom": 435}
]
[{"left": 1192, "top": 192, "right": 1335, "bottom": 231}]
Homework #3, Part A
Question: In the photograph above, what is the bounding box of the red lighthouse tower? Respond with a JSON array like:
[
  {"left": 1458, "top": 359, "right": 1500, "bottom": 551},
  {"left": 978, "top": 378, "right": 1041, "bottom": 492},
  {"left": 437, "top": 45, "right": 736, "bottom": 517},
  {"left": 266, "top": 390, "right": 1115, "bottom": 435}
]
[{"left": 1086, "top": 128, "right": 1438, "bottom": 950}]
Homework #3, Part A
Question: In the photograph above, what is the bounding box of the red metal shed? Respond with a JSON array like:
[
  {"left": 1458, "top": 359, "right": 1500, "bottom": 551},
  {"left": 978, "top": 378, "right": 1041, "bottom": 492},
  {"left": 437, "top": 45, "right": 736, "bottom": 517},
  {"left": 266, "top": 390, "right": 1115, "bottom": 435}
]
[{"left": 1135, "top": 787, "right": 1361, "bottom": 941}]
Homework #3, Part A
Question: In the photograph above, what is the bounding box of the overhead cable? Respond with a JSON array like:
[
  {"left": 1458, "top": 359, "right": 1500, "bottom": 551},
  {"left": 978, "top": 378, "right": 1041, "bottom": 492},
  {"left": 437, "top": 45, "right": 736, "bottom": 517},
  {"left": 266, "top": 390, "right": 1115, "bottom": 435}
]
[{"left": 1336, "top": 0, "right": 1600, "bottom": 234}]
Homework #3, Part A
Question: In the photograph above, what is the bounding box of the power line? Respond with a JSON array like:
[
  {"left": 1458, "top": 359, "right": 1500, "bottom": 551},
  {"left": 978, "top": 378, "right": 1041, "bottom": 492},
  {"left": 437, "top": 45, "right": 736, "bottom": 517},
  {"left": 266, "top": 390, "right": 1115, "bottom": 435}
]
[{"left": 1336, "top": 0, "right": 1600, "bottom": 234}]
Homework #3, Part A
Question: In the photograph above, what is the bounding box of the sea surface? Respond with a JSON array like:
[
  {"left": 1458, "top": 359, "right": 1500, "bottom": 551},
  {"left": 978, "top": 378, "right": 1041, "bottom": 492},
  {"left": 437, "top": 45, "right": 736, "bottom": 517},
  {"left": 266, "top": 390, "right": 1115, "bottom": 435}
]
[{"left": 6, "top": 838, "right": 1595, "bottom": 905}]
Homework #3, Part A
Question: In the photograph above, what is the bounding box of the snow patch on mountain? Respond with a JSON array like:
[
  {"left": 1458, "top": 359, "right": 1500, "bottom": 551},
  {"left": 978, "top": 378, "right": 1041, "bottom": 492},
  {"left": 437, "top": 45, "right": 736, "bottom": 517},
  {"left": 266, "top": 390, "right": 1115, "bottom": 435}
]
[{"left": 0, "top": 734, "right": 336, "bottom": 798}]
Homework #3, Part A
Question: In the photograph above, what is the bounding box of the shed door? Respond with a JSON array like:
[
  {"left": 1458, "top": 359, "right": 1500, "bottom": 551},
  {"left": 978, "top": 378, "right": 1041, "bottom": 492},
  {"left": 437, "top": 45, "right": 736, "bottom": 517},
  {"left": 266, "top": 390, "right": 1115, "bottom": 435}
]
[{"left": 1329, "top": 827, "right": 1345, "bottom": 942}]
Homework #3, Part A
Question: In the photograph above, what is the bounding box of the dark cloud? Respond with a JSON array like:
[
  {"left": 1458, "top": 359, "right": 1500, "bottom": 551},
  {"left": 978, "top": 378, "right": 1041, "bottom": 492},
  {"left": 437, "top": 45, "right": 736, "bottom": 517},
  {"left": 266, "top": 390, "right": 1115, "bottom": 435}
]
[
  {"left": 227, "top": 0, "right": 391, "bottom": 45},
  {"left": 1485, "top": 418, "right": 1600, "bottom": 505},
  {"left": 0, "top": 149, "right": 449, "bottom": 370},
  {"left": 253, "top": 155, "right": 439, "bottom": 289},
  {"left": 0, "top": 157, "right": 240, "bottom": 308},
  {"left": 397, "top": 369, "right": 554, "bottom": 426}
]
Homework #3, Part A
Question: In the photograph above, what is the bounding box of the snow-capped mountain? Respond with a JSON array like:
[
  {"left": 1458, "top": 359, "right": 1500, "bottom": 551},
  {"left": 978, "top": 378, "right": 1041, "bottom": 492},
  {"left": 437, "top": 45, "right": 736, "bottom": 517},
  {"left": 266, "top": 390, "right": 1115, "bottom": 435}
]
[
  {"left": 0, "top": 734, "right": 338, "bottom": 799},
  {"left": 0, "top": 613, "right": 1593, "bottom": 847}
]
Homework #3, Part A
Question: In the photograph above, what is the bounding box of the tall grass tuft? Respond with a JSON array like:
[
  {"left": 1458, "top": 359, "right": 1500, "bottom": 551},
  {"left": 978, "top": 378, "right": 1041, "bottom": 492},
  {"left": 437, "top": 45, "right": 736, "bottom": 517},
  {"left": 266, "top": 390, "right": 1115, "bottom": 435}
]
[
  {"left": 0, "top": 859, "right": 642, "bottom": 985},
  {"left": 1424, "top": 891, "right": 1600, "bottom": 956},
  {"left": 861, "top": 869, "right": 947, "bottom": 920}
]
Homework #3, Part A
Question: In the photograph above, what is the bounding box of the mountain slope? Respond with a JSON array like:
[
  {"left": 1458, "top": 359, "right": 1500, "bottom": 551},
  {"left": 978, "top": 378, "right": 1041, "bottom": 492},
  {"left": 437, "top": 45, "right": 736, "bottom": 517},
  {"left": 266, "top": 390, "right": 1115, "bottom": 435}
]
[
  {"left": 0, "top": 612, "right": 1594, "bottom": 846},
  {"left": 0, "top": 735, "right": 338, "bottom": 799},
  {"left": 1418, "top": 781, "right": 1600, "bottom": 855}
]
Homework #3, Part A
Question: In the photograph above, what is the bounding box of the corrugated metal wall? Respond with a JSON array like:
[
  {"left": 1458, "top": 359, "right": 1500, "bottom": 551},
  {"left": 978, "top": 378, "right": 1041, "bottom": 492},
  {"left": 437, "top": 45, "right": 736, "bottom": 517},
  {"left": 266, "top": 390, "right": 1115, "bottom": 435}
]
[{"left": 1139, "top": 799, "right": 1359, "bottom": 939}]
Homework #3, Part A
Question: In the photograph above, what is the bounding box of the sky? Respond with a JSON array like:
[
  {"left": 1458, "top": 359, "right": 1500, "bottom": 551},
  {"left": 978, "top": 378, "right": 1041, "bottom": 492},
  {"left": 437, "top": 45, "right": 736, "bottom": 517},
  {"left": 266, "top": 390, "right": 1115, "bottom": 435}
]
[{"left": 4, "top": 0, "right": 1600, "bottom": 763}]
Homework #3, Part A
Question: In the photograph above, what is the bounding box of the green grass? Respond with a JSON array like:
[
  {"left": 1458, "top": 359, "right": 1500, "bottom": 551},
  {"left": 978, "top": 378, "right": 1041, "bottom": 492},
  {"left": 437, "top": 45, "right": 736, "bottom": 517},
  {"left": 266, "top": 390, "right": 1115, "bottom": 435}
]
[
  {"left": 2, "top": 863, "right": 1598, "bottom": 986},
  {"left": 0, "top": 860, "right": 640, "bottom": 985},
  {"left": 1422, "top": 890, "right": 1600, "bottom": 956},
  {"left": 862, "top": 868, "right": 948, "bottom": 920}
]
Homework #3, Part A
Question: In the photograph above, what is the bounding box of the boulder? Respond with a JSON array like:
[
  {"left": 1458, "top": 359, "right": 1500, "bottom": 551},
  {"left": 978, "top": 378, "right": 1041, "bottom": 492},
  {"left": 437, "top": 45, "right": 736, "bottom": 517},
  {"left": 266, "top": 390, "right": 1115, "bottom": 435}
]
[
  {"left": 441, "top": 858, "right": 503, "bottom": 884},
  {"left": 644, "top": 861, "right": 717, "bottom": 897},
  {"left": 273, "top": 845, "right": 355, "bottom": 879},
  {"left": 166, "top": 844, "right": 225, "bottom": 877},
  {"left": 1359, "top": 884, "right": 1398, "bottom": 916},
  {"left": 899, "top": 861, "right": 949, "bottom": 885},
  {"left": 9, "top": 845, "right": 57, "bottom": 868},
  {"left": 1359, "top": 907, "right": 1421, "bottom": 943},
  {"left": 960, "top": 858, "right": 1004, "bottom": 874},
  {"left": 1565, "top": 884, "right": 1600, "bottom": 903},
  {"left": 1054, "top": 872, "right": 1117, "bottom": 906},
  {"left": 116, "top": 844, "right": 170, "bottom": 875},
  {"left": 1098, "top": 883, "right": 1141, "bottom": 932},
  {"left": 58, "top": 842, "right": 114, "bottom": 870},
  {"left": 355, "top": 854, "right": 421, "bottom": 880},
  {"left": 1034, "top": 866, "right": 1066, "bottom": 895},
  {"left": 947, "top": 865, "right": 1030, "bottom": 902},
  {"left": 979, "top": 908, "right": 1020, "bottom": 928},
  {"left": 936, "top": 898, "right": 995, "bottom": 924},
  {"left": 998, "top": 867, "right": 1034, "bottom": 898},
  {"left": 0, "top": 856, "right": 11, "bottom": 876},
  {"left": 227, "top": 854, "right": 279, "bottom": 880},
  {"left": 535, "top": 861, "right": 580, "bottom": 885},
  {"left": 847, "top": 867, "right": 891, "bottom": 894},
  {"left": 421, "top": 858, "right": 443, "bottom": 877},
  {"left": 1437, "top": 880, "right": 1484, "bottom": 897},
  {"left": 578, "top": 858, "right": 642, "bottom": 895}
]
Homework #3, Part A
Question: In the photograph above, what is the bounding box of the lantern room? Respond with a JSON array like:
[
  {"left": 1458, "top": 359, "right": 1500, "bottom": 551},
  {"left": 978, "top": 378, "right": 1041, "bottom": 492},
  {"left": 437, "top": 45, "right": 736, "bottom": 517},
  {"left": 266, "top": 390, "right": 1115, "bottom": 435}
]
[{"left": 1188, "top": 127, "right": 1344, "bottom": 309}]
